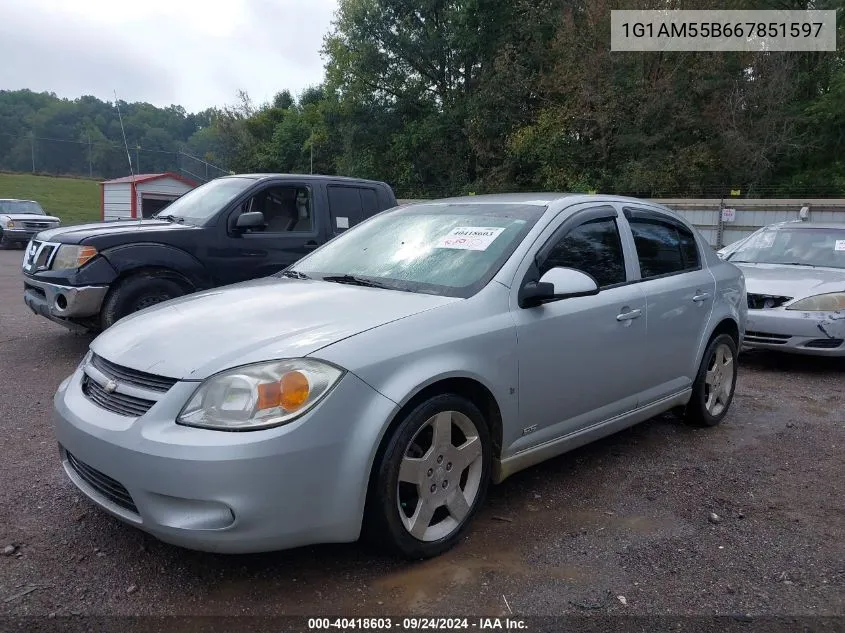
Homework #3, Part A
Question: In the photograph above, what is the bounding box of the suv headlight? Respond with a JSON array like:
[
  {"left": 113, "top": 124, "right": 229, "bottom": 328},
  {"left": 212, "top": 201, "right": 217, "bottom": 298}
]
[
  {"left": 177, "top": 359, "right": 344, "bottom": 431},
  {"left": 786, "top": 293, "right": 845, "bottom": 311},
  {"left": 0, "top": 217, "right": 13, "bottom": 228},
  {"left": 51, "top": 245, "right": 98, "bottom": 270}
]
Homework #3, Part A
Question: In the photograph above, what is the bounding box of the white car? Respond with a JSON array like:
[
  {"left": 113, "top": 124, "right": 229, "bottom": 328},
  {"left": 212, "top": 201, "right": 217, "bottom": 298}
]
[
  {"left": 719, "top": 221, "right": 845, "bottom": 355},
  {"left": 0, "top": 199, "right": 61, "bottom": 249}
]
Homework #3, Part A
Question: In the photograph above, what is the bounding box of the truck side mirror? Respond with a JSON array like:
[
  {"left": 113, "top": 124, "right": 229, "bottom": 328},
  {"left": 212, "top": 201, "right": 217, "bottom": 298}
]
[{"left": 236, "top": 211, "right": 265, "bottom": 231}]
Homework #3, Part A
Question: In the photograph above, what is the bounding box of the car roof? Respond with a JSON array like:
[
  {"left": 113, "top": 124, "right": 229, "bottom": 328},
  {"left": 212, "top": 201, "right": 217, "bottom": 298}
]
[
  {"left": 403, "top": 193, "right": 671, "bottom": 208},
  {"left": 228, "top": 174, "right": 390, "bottom": 185},
  {"left": 767, "top": 220, "right": 845, "bottom": 230}
]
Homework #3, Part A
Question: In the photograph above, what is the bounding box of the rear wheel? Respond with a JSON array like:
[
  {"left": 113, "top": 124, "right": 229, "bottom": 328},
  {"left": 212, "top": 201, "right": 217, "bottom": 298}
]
[
  {"left": 100, "top": 271, "right": 186, "bottom": 329},
  {"left": 686, "top": 333, "right": 738, "bottom": 427},
  {"left": 365, "top": 394, "right": 492, "bottom": 559}
]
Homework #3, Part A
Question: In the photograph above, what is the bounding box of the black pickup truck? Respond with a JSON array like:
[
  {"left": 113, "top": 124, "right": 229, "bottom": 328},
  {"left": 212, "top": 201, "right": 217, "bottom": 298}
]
[{"left": 22, "top": 173, "right": 397, "bottom": 331}]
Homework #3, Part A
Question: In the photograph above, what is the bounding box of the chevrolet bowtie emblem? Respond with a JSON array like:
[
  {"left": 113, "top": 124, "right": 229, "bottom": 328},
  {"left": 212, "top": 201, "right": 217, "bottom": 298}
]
[{"left": 104, "top": 379, "right": 119, "bottom": 393}]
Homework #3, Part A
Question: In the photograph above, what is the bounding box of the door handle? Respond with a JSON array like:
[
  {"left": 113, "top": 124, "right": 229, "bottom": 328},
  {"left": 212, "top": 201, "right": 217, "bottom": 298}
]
[
  {"left": 303, "top": 241, "right": 319, "bottom": 251},
  {"left": 692, "top": 292, "right": 711, "bottom": 303},
  {"left": 616, "top": 308, "right": 642, "bottom": 321}
]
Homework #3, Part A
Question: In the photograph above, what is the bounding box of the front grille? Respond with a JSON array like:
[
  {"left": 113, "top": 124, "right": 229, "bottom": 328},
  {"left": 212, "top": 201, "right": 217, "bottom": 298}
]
[
  {"left": 82, "top": 374, "right": 156, "bottom": 417},
  {"left": 91, "top": 353, "right": 178, "bottom": 393},
  {"left": 804, "top": 338, "right": 844, "bottom": 349},
  {"left": 747, "top": 294, "right": 792, "bottom": 310},
  {"left": 745, "top": 330, "right": 791, "bottom": 345},
  {"left": 66, "top": 450, "right": 137, "bottom": 514},
  {"left": 23, "top": 221, "right": 51, "bottom": 229},
  {"left": 26, "top": 240, "right": 57, "bottom": 270}
]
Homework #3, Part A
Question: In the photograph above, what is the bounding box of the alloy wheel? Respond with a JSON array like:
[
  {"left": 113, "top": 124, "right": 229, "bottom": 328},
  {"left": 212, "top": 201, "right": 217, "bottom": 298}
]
[
  {"left": 704, "top": 342, "right": 735, "bottom": 416},
  {"left": 396, "top": 410, "right": 484, "bottom": 541}
]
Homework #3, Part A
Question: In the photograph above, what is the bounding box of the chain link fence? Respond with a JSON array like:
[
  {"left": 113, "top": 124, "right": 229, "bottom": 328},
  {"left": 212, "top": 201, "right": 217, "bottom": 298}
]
[{"left": 0, "top": 133, "right": 229, "bottom": 183}]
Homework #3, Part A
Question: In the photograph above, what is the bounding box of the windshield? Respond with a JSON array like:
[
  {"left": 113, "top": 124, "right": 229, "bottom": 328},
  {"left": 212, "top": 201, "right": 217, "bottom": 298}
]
[
  {"left": 0, "top": 200, "right": 45, "bottom": 215},
  {"left": 153, "top": 177, "right": 254, "bottom": 225},
  {"left": 729, "top": 227, "right": 845, "bottom": 269},
  {"left": 289, "top": 202, "right": 546, "bottom": 298}
]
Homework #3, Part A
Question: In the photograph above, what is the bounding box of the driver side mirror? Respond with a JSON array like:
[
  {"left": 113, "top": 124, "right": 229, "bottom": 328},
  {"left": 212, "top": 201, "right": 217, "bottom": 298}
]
[
  {"left": 520, "top": 267, "right": 600, "bottom": 308},
  {"left": 235, "top": 211, "right": 265, "bottom": 232}
]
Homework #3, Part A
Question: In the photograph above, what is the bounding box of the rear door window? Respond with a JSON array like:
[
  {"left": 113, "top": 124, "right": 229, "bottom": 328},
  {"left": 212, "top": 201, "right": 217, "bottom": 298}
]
[
  {"left": 327, "top": 186, "right": 364, "bottom": 233},
  {"left": 629, "top": 218, "right": 699, "bottom": 279},
  {"left": 359, "top": 188, "right": 380, "bottom": 218}
]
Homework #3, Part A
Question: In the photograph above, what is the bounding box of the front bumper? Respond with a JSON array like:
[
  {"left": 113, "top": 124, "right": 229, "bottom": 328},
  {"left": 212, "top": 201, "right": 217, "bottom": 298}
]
[
  {"left": 1, "top": 228, "right": 41, "bottom": 241},
  {"left": 744, "top": 308, "right": 845, "bottom": 356},
  {"left": 53, "top": 364, "right": 398, "bottom": 553},
  {"left": 23, "top": 276, "right": 108, "bottom": 327}
]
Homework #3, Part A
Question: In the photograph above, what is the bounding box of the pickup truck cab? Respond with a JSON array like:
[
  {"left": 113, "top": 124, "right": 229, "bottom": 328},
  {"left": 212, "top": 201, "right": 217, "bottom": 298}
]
[
  {"left": 22, "top": 174, "right": 397, "bottom": 331},
  {"left": 0, "top": 199, "right": 61, "bottom": 249}
]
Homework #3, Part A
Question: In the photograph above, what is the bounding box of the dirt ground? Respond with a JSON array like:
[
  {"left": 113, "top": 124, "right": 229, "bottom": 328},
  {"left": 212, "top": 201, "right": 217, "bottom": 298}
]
[{"left": 1, "top": 248, "right": 842, "bottom": 628}]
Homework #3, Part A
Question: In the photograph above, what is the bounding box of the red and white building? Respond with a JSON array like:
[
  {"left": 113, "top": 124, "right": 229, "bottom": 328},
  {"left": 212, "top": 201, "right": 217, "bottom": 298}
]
[{"left": 100, "top": 173, "right": 198, "bottom": 221}]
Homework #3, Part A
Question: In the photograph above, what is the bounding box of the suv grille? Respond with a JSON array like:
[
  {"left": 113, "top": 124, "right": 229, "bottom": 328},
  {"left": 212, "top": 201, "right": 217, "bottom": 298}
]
[
  {"left": 24, "top": 240, "right": 58, "bottom": 271},
  {"left": 66, "top": 450, "right": 137, "bottom": 514},
  {"left": 23, "top": 221, "right": 52, "bottom": 230},
  {"left": 91, "top": 353, "right": 178, "bottom": 393},
  {"left": 82, "top": 374, "right": 156, "bottom": 417}
]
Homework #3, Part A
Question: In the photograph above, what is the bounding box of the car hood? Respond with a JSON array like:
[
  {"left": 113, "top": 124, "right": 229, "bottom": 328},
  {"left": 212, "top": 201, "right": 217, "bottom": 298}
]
[
  {"left": 91, "top": 277, "right": 459, "bottom": 380},
  {"left": 1, "top": 213, "right": 60, "bottom": 223},
  {"left": 35, "top": 219, "right": 194, "bottom": 245},
  {"left": 736, "top": 263, "right": 845, "bottom": 299}
]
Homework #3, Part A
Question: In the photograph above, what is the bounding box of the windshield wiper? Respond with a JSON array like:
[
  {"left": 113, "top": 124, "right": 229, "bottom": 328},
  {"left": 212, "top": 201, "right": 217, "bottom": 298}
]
[
  {"left": 280, "top": 270, "right": 310, "bottom": 280},
  {"left": 321, "top": 274, "right": 390, "bottom": 289},
  {"left": 156, "top": 214, "right": 185, "bottom": 223},
  {"left": 779, "top": 262, "right": 818, "bottom": 267}
]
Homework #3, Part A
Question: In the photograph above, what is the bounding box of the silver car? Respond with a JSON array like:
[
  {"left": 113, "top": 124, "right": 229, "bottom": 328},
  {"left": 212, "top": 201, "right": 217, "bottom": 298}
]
[
  {"left": 53, "top": 194, "right": 746, "bottom": 558},
  {"left": 718, "top": 221, "right": 845, "bottom": 356}
]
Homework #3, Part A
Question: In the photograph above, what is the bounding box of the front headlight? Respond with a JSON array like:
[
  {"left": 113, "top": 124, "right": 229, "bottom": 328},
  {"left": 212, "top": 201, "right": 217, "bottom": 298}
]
[
  {"left": 786, "top": 292, "right": 845, "bottom": 311},
  {"left": 177, "top": 359, "right": 344, "bottom": 431},
  {"left": 0, "top": 217, "right": 13, "bottom": 229},
  {"left": 51, "top": 245, "right": 98, "bottom": 270}
]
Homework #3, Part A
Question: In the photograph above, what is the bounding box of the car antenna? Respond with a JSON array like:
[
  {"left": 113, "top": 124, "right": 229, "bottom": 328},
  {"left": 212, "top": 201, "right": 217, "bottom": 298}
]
[{"left": 113, "top": 90, "right": 139, "bottom": 224}]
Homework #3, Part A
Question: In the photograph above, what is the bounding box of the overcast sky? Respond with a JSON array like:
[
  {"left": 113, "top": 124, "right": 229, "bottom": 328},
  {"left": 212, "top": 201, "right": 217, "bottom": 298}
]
[{"left": 0, "top": 0, "right": 339, "bottom": 113}]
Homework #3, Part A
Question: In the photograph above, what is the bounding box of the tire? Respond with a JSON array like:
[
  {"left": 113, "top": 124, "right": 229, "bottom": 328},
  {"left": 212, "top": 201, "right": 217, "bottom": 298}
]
[
  {"left": 0, "top": 232, "right": 9, "bottom": 250},
  {"left": 364, "top": 394, "right": 492, "bottom": 559},
  {"left": 685, "top": 333, "right": 738, "bottom": 427},
  {"left": 100, "top": 271, "right": 187, "bottom": 329}
]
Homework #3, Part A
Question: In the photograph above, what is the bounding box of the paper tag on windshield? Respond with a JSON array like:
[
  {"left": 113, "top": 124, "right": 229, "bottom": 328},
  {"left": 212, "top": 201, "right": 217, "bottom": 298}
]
[
  {"left": 336, "top": 216, "right": 349, "bottom": 229},
  {"left": 436, "top": 227, "right": 506, "bottom": 251},
  {"left": 835, "top": 240, "right": 845, "bottom": 251}
]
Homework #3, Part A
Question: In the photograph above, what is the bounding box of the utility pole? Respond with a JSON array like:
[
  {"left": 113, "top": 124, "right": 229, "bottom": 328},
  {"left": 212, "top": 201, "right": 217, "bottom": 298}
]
[
  {"left": 29, "top": 131, "right": 35, "bottom": 173},
  {"left": 136, "top": 144, "right": 140, "bottom": 174},
  {"left": 87, "top": 132, "right": 93, "bottom": 178},
  {"left": 310, "top": 138, "right": 314, "bottom": 175}
]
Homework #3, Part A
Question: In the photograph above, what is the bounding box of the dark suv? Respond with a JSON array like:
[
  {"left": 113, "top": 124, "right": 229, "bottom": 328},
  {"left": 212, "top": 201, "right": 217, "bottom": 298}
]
[{"left": 23, "top": 174, "right": 397, "bottom": 331}]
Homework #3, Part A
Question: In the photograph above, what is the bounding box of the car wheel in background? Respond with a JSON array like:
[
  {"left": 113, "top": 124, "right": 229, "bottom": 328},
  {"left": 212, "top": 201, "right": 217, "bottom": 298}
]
[
  {"left": 365, "top": 394, "right": 492, "bottom": 559},
  {"left": 686, "top": 333, "right": 738, "bottom": 427},
  {"left": 100, "top": 271, "right": 186, "bottom": 329}
]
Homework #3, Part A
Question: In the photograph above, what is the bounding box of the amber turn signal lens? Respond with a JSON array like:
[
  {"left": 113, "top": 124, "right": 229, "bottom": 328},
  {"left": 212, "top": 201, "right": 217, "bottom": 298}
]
[
  {"left": 77, "top": 246, "right": 98, "bottom": 267},
  {"left": 256, "top": 371, "right": 311, "bottom": 412},
  {"left": 280, "top": 371, "right": 310, "bottom": 411},
  {"left": 256, "top": 381, "right": 281, "bottom": 410}
]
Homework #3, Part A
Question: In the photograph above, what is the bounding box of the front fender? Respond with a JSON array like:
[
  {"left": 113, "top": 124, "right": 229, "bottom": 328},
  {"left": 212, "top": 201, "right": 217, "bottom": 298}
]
[{"left": 101, "top": 243, "right": 212, "bottom": 289}]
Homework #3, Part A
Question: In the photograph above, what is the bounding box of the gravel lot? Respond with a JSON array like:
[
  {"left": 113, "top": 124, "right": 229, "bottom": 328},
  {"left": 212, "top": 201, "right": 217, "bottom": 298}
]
[{"left": 1, "top": 248, "right": 843, "bottom": 625}]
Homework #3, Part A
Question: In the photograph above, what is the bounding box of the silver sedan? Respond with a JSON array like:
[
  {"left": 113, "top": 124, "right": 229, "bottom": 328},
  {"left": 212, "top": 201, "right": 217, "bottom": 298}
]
[
  {"left": 53, "top": 194, "right": 746, "bottom": 558},
  {"left": 719, "top": 221, "right": 845, "bottom": 356}
]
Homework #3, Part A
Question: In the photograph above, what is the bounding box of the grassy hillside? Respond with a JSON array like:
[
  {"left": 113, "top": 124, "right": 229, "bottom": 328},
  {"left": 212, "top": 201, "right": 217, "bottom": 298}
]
[{"left": 0, "top": 172, "right": 100, "bottom": 224}]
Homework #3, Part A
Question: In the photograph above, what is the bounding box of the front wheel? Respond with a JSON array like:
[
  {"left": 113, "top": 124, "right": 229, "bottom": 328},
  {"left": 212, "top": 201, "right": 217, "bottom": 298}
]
[
  {"left": 686, "top": 333, "right": 738, "bottom": 427},
  {"left": 100, "top": 272, "right": 186, "bottom": 329},
  {"left": 365, "top": 394, "right": 492, "bottom": 559}
]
